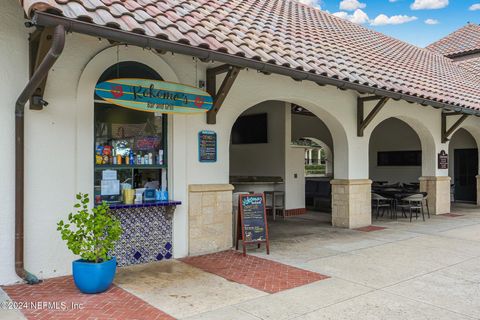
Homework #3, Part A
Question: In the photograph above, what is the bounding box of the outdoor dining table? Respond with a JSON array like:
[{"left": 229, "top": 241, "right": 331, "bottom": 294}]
[
  {"left": 372, "top": 188, "right": 428, "bottom": 219},
  {"left": 373, "top": 189, "right": 427, "bottom": 200}
]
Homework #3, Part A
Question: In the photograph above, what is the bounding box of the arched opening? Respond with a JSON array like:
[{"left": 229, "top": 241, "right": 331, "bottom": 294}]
[
  {"left": 369, "top": 118, "right": 422, "bottom": 186},
  {"left": 229, "top": 101, "right": 335, "bottom": 241},
  {"left": 94, "top": 61, "right": 168, "bottom": 204},
  {"left": 449, "top": 128, "right": 478, "bottom": 203},
  {"left": 297, "top": 137, "right": 333, "bottom": 177}
]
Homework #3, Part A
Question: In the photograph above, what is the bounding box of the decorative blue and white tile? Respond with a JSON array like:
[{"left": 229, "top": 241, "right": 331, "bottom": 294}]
[{"left": 110, "top": 206, "right": 174, "bottom": 267}]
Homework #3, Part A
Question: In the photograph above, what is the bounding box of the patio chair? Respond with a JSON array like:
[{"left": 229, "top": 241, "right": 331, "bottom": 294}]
[
  {"left": 372, "top": 193, "right": 394, "bottom": 219},
  {"left": 397, "top": 194, "right": 425, "bottom": 222}
]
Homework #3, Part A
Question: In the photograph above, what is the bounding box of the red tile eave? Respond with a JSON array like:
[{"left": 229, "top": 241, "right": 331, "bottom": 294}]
[{"left": 21, "top": 0, "right": 480, "bottom": 112}]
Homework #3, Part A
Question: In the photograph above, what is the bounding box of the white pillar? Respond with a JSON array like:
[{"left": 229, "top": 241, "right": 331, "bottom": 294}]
[{"left": 331, "top": 138, "right": 371, "bottom": 228}]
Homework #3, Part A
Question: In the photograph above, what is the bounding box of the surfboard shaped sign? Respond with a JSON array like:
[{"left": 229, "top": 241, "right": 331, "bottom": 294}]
[{"left": 95, "top": 78, "right": 213, "bottom": 114}]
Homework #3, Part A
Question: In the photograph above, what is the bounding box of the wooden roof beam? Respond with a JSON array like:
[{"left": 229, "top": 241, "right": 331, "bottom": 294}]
[
  {"left": 441, "top": 112, "right": 469, "bottom": 143},
  {"left": 357, "top": 96, "right": 389, "bottom": 137},
  {"left": 206, "top": 65, "right": 241, "bottom": 124}
]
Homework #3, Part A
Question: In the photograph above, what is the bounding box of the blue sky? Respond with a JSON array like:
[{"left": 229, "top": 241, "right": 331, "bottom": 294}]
[{"left": 303, "top": 0, "right": 480, "bottom": 47}]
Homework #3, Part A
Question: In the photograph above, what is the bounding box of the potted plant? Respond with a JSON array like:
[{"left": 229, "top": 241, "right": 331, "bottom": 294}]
[{"left": 57, "top": 193, "right": 122, "bottom": 294}]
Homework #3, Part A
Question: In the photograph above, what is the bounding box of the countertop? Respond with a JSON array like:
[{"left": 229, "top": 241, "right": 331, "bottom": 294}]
[{"left": 108, "top": 200, "right": 182, "bottom": 210}]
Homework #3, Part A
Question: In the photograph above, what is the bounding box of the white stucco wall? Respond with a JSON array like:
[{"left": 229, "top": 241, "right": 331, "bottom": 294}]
[
  {"left": 229, "top": 101, "right": 286, "bottom": 178},
  {"left": 291, "top": 113, "right": 334, "bottom": 150},
  {"left": 369, "top": 118, "right": 422, "bottom": 183},
  {"left": 2, "top": 0, "right": 480, "bottom": 285}
]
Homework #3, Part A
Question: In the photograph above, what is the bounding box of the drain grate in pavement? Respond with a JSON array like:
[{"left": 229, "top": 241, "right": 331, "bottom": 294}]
[
  {"left": 354, "top": 226, "right": 387, "bottom": 232},
  {"left": 181, "top": 250, "right": 329, "bottom": 293},
  {"left": 2, "top": 276, "right": 174, "bottom": 320}
]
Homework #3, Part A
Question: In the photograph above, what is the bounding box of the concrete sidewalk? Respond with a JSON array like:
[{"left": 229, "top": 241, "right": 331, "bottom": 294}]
[{"left": 3, "top": 203, "right": 480, "bottom": 320}]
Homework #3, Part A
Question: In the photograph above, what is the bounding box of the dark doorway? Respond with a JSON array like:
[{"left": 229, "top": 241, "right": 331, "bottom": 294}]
[{"left": 454, "top": 149, "right": 478, "bottom": 202}]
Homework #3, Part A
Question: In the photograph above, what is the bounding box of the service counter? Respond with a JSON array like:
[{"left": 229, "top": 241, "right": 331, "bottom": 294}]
[
  {"left": 109, "top": 200, "right": 181, "bottom": 266},
  {"left": 230, "top": 176, "right": 285, "bottom": 194}
]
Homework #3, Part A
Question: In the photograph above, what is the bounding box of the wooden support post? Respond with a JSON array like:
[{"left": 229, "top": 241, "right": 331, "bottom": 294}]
[
  {"left": 206, "top": 65, "right": 241, "bottom": 124},
  {"left": 29, "top": 27, "right": 55, "bottom": 110},
  {"left": 357, "top": 96, "right": 389, "bottom": 137},
  {"left": 441, "top": 112, "right": 469, "bottom": 143}
]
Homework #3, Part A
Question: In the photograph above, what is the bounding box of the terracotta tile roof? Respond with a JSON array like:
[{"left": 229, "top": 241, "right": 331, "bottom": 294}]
[
  {"left": 21, "top": 0, "right": 480, "bottom": 111},
  {"left": 427, "top": 23, "right": 480, "bottom": 58},
  {"left": 456, "top": 56, "right": 480, "bottom": 77}
]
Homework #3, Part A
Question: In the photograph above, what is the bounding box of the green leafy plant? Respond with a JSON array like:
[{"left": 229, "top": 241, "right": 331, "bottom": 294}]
[{"left": 57, "top": 193, "right": 122, "bottom": 263}]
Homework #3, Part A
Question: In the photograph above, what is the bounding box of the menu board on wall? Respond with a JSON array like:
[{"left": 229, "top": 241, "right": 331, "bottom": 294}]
[
  {"left": 198, "top": 130, "right": 217, "bottom": 163},
  {"left": 236, "top": 194, "right": 270, "bottom": 256}
]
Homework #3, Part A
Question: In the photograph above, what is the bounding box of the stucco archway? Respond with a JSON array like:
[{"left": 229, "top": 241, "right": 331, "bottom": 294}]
[
  {"left": 366, "top": 115, "right": 438, "bottom": 178},
  {"left": 217, "top": 91, "right": 351, "bottom": 179},
  {"left": 74, "top": 45, "right": 190, "bottom": 258},
  {"left": 448, "top": 127, "right": 480, "bottom": 203},
  {"left": 301, "top": 137, "right": 334, "bottom": 177}
]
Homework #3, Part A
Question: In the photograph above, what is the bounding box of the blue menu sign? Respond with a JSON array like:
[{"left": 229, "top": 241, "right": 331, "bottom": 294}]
[{"left": 198, "top": 130, "right": 217, "bottom": 163}]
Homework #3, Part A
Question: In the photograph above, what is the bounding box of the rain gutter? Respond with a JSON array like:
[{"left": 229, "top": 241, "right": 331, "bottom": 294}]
[
  {"left": 31, "top": 12, "right": 479, "bottom": 115},
  {"left": 15, "top": 24, "right": 65, "bottom": 284}
]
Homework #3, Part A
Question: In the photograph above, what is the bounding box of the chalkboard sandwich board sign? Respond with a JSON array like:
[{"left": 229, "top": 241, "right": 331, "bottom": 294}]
[{"left": 236, "top": 193, "right": 270, "bottom": 256}]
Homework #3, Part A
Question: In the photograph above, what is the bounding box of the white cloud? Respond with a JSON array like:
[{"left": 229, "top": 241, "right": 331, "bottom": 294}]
[
  {"left": 333, "top": 9, "right": 370, "bottom": 24},
  {"left": 469, "top": 3, "right": 480, "bottom": 11},
  {"left": 410, "top": 0, "right": 449, "bottom": 10},
  {"left": 370, "top": 14, "right": 418, "bottom": 25},
  {"left": 339, "top": 0, "right": 366, "bottom": 11},
  {"left": 424, "top": 18, "right": 439, "bottom": 24},
  {"left": 296, "top": 0, "right": 321, "bottom": 8}
]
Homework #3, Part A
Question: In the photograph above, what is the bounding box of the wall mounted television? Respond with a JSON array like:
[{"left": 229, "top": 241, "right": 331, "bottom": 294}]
[
  {"left": 377, "top": 150, "right": 421, "bottom": 166},
  {"left": 231, "top": 113, "right": 268, "bottom": 144}
]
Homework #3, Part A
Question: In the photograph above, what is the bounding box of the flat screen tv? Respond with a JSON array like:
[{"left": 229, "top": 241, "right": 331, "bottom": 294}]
[
  {"left": 377, "top": 150, "right": 421, "bottom": 166},
  {"left": 231, "top": 113, "right": 268, "bottom": 144}
]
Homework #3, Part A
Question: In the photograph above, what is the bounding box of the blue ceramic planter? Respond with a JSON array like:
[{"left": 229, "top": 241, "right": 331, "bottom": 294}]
[{"left": 72, "top": 257, "right": 117, "bottom": 294}]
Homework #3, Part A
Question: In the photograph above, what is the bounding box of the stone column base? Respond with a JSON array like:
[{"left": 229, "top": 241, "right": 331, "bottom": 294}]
[
  {"left": 419, "top": 176, "right": 451, "bottom": 215},
  {"left": 330, "top": 179, "right": 372, "bottom": 229},
  {"left": 188, "top": 184, "right": 234, "bottom": 255}
]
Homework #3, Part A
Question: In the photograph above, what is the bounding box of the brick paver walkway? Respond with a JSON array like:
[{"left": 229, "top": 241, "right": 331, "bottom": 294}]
[
  {"left": 2, "top": 276, "right": 174, "bottom": 320},
  {"left": 354, "top": 225, "right": 387, "bottom": 232},
  {"left": 181, "top": 250, "right": 328, "bottom": 293},
  {"left": 442, "top": 213, "right": 464, "bottom": 217}
]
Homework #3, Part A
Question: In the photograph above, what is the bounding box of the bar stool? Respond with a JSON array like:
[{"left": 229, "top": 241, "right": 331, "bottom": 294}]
[{"left": 264, "top": 191, "right": 285, "bottom": 220}]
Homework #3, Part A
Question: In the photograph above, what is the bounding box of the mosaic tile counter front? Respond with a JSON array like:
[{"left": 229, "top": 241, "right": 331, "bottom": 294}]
[{"left": 111, "top": 205, "right": 175, "bottom": 266}]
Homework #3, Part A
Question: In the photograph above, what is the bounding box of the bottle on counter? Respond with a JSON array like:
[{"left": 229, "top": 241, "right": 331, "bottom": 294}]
[
  {"left": 158, "top": 150, "right": 164, "bottom": 165},
  {"left": 117, "top": 153, "right": 122, "bottom": 165},
  {"left": 129, "top": 150, "right": 134, "bottom": 165}
]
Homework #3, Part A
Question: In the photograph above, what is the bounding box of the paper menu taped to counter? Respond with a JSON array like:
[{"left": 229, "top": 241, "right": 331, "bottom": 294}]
[{"left": 101, "top": 179, "right": 120, "bottom": 196}]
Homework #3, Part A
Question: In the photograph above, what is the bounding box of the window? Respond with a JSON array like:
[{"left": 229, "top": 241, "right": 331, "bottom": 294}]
[{"left": 93, "top": 62, "right": 167, "bottom": 204}]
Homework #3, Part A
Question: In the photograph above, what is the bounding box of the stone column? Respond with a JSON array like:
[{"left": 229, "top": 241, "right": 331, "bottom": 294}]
[
  {"left": 188, "top": 184, "right": 234, "bottom": 255},
  {"left": 419, "top": 176, "right": 451, "bottom": 215},
  {"left": 330, "top": 179, "right": 372, "bottom": 229}
]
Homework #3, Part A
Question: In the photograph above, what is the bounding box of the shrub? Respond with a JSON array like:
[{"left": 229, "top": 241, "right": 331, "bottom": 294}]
[{"left": 57, "top": 193, "right": 122, "bottom": 263}]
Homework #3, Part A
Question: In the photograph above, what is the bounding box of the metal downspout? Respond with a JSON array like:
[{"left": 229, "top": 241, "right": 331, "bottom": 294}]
[{"left": 15, "top": 24, "right": 65, "bottom": 284}]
